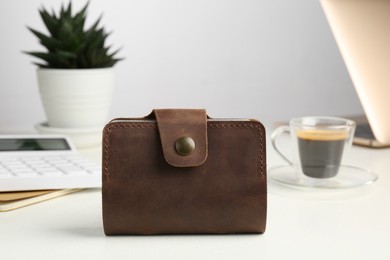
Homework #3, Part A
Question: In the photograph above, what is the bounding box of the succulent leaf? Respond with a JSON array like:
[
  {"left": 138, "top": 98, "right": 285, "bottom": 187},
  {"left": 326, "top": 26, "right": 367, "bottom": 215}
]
[{"left": 25, "top": 1, "right": 122, "bottom": 68}]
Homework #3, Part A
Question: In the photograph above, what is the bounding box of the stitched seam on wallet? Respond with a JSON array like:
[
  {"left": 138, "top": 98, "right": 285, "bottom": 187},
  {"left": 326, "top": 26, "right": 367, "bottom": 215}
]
[
  {"left": 103, "top": 127, "right": 111, "bottom": 183},
  {"left": 104, "top": 123, "right": 156, "bottom": 183},
  {"left": 104, "top": 122, "right": 265, "bottom": 182},
  {"left": 208, "top": 123, "right": 265, "bottom": 179}
]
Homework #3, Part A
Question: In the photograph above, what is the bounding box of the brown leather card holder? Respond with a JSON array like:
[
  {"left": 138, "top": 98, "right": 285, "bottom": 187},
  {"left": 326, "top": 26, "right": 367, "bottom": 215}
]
[{"left": 102, "top": 109, "right": 267, "bottom": 235}]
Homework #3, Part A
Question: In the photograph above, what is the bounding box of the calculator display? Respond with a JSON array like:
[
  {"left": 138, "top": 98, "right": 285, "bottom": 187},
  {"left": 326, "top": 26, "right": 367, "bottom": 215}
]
[{"left": 0, "top": 138, "right": 71, "bottom": 151}]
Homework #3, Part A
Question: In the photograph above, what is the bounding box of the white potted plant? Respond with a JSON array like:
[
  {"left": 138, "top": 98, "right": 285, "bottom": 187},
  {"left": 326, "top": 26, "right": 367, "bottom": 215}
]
[{"left": 25, "top": 2, "right": 122, "bottom": 129}]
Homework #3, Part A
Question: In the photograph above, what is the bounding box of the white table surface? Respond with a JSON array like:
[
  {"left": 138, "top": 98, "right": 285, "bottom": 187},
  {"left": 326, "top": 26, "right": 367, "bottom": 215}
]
[{"left": 1, "top": 131, "right": 390, "bottom": 260}]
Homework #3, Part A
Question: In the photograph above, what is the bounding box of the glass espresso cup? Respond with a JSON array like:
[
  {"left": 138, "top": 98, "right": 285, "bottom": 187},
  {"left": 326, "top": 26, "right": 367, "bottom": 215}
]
[{"left": 272, "top": 117, "right": 356, "bottom": 179}]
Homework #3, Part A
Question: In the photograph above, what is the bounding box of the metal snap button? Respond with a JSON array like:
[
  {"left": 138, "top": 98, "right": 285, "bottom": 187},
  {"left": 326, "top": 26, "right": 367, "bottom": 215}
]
[{"left": 175, "top": 136, "right": 195, "bottom": 156}]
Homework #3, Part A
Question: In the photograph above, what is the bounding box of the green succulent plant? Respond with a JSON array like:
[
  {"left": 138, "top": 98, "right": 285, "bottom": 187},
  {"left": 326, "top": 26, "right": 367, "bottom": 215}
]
[{"left": 25, "top": 1, "right": 122, "bottom": 69}]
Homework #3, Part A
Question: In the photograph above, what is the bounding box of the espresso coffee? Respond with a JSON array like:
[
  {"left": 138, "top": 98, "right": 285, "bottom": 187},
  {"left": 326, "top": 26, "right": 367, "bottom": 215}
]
[{"left": 297, "top": 129, "right": 348, "bottom": 178}]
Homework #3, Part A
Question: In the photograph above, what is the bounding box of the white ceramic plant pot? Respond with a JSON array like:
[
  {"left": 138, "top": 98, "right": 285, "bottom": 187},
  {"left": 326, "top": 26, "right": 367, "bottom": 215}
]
[{"left": 37, "top": 68, "right": 115, "bottom": 128}]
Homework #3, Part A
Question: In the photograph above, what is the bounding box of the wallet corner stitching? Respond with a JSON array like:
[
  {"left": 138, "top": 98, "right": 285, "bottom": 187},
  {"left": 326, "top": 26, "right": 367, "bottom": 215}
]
[
  {"left": 103, "top": 123, "right": 157, "bottom": 182},
  {"left": 208, "top": 122, "right": 265, "bottom": 179}
]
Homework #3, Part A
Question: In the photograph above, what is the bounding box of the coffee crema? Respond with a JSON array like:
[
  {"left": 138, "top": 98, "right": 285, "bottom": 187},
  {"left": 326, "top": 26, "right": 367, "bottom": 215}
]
[
  {"left": 296, "top": 129, "right": 348, "bottom": 141},
  {"left": 297, "top": 129, "right": 348, "bottom": 178}
]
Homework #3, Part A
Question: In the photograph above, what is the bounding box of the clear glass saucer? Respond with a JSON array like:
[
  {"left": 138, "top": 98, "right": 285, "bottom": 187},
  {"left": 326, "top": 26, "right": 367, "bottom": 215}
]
[{"left": 268, "top": 165, "right": 378, "bottom": 189}]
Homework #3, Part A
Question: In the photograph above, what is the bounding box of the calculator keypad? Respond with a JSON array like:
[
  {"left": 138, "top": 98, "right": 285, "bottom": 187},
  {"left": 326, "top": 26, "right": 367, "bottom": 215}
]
[{"left": 0, "top": 155, "right": 100, "bottom": 178}]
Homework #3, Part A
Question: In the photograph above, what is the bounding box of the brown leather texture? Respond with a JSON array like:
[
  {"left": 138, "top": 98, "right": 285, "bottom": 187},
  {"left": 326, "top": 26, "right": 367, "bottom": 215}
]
[{"left": 102, "top": 109, "right": 267, "bottom": 235}]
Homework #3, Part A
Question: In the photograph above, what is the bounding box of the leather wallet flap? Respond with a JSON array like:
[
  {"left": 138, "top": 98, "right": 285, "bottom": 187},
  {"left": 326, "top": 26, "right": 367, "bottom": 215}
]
[{"left": 153, "top": 109, "right": 208, "bottom": 167}]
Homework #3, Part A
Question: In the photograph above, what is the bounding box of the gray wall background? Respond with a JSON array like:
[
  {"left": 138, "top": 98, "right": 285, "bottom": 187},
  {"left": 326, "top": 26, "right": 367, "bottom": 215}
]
[{"left": 0, "top": 0, "right": 363, "bottom": 131}]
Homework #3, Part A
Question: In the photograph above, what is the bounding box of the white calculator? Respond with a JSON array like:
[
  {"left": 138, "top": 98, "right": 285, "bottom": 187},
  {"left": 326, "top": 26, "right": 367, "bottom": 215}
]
[{"left": 0, "top": 135, "right": 101, "bottom": 192}]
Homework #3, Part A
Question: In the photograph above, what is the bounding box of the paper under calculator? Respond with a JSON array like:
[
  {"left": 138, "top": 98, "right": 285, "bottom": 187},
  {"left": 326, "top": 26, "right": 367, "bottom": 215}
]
[{"left": 0, "top": 135, "right": 101, "bottom": 192}]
